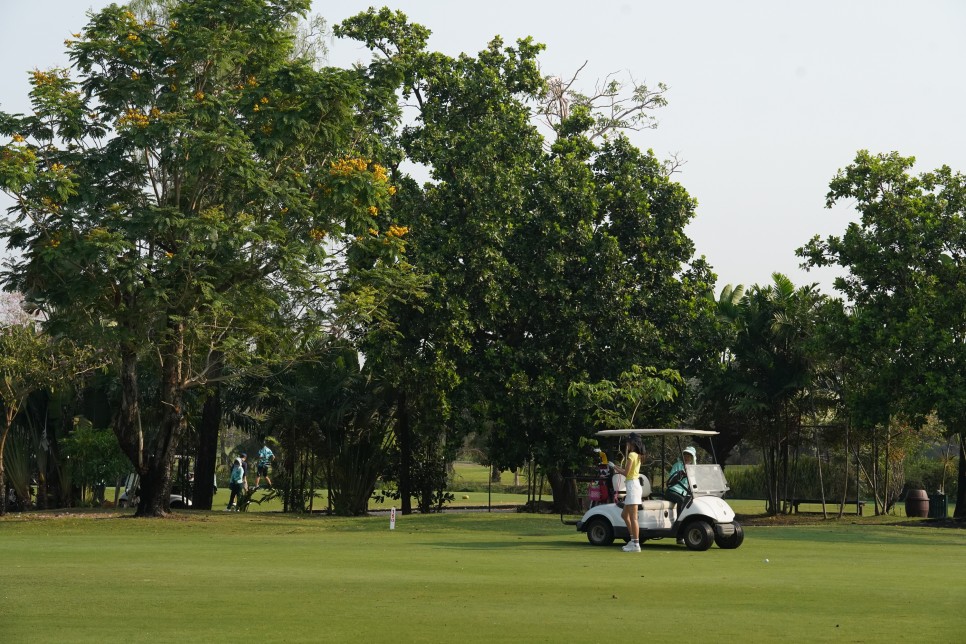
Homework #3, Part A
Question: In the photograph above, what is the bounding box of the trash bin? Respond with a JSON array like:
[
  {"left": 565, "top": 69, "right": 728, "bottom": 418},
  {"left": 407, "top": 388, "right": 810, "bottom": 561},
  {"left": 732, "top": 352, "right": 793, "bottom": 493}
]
[{"left": 928, "top": 493, "right": 948, "bottom": 519}]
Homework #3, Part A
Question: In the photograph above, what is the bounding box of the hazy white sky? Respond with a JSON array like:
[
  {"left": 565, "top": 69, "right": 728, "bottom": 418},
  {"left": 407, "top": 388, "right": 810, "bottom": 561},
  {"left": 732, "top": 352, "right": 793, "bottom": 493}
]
[{"left": 3, "top": 1, "right": 965, "bottom": 294}]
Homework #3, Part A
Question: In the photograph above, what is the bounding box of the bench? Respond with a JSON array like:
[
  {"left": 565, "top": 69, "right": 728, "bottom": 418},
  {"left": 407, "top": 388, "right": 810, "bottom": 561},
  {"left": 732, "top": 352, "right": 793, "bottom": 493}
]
[{"left": 787, "top": 499, "right": 866, "bottom": 515}]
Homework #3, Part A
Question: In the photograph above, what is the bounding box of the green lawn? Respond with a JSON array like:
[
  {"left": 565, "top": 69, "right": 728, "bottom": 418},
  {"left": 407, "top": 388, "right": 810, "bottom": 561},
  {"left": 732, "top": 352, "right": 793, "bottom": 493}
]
[
  {"left": 206, "top": 486, "right": 528, "bottom": 513},
  {"left": 1, "top": 511, "right": 964, "bottom": 643}
]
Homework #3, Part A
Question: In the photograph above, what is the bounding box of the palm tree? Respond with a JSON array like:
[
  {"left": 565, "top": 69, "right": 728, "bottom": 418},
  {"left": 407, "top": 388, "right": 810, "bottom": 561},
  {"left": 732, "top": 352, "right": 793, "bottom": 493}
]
[{"left": 728, "top": 274, "right": 825, "bottom": 514}]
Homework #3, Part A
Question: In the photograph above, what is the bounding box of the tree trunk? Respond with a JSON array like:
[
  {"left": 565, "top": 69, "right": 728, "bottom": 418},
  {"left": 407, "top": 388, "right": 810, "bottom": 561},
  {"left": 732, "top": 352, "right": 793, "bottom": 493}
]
[
  {"left": 547, "top": 469, "right": 577, "bottom": 513},
  {"left": 955, "top": 433, "right": 965, "bottom": 520},
  {"left": 193, "top": 362, "right": 222, "bottom": 511},
  {"left": 0, "top": 408, "right": 17, "bottom": 516},
  {"left": 134, "top": 325, "right": 188, "bottom": 518},
  {"left": 114, "top": 348, "right": 144, "bottom": 469},
  {"left": 398, "top": 391, "right": 412, "bottom": 515},
  {"left": 136, "top": 458, "right": 174, "bottom": 517}
]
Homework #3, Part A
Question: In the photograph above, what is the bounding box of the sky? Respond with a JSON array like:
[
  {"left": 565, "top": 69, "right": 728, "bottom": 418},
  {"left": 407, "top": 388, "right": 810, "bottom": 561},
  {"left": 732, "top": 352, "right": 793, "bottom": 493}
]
[{"left": 2, "top": 0, "right": 965, "bottom": 294}]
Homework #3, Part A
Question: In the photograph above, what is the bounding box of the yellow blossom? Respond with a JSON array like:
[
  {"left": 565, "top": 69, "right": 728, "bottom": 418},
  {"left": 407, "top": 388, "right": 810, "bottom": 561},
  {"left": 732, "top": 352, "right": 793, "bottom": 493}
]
[
  {"left": 32, "top": 70, "right": 56, "bottom": 86},
  {"left": 260, "top": 96, "right": 269, "bottom": 104},
  {"left": 131, "top": 72, "right": 140, "bottom": 80},
  {"left": 127, "top": 33, "right": 139, "bottom": 42},
  {"left": 11, "top": 134, "right": 24, "bottom": 143},
  {"left": 117, "top": 108, "right": 150, "bottom": 128},
  {"left": 367, "top": 206, "right": 379, "bottom": 216},
  {"left": 193, "top": 91, "right": 205, "bottom": 101},
  {"left": 309, "top": 228, "right": 325, "bottom": 241},
  {"left": 329, "top": 157, "right": 369, "bottom": 177},
  {"left": 246, "top": 75, "right": 258, "bottom": 87},
  {"left": 388, "top": 185, "right": 397, "bottom": 196},
  {"left": 253, "top": 104, "right": 260, "bottom": 112},
  {"left": 368, "top": 227, "right": 379, "bottom": 236},
  {"left": 387, "top": 224, "right": 409, "bottom": 238}
]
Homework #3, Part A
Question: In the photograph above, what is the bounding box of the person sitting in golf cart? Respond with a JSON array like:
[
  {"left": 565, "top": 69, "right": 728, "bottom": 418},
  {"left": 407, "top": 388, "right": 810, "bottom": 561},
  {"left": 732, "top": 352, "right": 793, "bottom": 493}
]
[{"left": 665, "top": 446, "right": 696, "bottom": 509}]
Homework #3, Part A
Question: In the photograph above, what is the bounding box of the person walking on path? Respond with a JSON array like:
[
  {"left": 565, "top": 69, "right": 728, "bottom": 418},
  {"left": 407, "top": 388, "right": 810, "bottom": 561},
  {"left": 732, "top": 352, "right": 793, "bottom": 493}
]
[
  {"left": 226, "top": 453, "right": 248, "bottom": 511},
  {"left": 254, "top": 442, "right": 275, "bottom": 489},
  {"left": 612, "top": 433, "right": 645, "bottom": 552}
]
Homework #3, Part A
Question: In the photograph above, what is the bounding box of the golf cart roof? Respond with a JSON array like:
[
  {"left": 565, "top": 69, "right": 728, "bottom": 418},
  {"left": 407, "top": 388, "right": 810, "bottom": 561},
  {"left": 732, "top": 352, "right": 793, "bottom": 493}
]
[{"left": 595, "top": 428, "right": 719, "bottom": 437}]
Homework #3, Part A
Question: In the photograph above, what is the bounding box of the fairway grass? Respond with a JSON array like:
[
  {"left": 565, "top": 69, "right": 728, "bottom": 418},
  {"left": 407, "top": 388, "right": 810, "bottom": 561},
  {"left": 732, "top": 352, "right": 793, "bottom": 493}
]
[{"left": 2, "top": 512, "right": 964, "bottom": 643}]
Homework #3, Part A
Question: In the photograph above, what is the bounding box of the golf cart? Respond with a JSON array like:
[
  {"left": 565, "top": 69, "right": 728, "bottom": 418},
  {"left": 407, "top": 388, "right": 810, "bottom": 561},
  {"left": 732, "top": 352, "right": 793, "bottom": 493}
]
[
  {"left": 118, "top": 455, "right": 198, "bottom": 509},
  {"left": 572, "top": 429, "right": 744, "bottom": 551}
]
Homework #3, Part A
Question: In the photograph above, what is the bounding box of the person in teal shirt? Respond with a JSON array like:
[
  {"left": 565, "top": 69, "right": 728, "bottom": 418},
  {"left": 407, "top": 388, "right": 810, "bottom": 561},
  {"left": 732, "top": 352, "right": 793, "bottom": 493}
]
[
  {"left": 255, "top": 442, "right": 275, "bottom": 489},
  {"left": 666, "top": 446, "right": 696, "bottom": 507},
  {"left": 225, "top": 453, "right": 248, "bottom": 511}
]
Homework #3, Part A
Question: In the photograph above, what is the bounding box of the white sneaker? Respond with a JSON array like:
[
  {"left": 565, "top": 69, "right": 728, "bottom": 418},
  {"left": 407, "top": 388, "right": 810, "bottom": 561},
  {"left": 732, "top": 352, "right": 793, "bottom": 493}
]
[{"left": 623, "top": 541, "right": 641, "bottom": 552}]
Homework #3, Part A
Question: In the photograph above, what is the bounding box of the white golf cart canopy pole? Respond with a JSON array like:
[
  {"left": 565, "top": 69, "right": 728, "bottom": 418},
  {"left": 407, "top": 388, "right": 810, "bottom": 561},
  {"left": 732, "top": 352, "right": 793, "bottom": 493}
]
[{"left": 594, "top": 428, "right": 719, "bottom": 437}]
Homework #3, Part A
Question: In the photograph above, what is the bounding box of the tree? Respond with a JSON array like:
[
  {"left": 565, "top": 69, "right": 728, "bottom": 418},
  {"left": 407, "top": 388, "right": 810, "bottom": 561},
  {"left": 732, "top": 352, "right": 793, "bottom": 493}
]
[
  {"left": 336, "top": 10, "right": 718, "bottom": 513},
  {"left": 0, "top": 320, "right": 95, "bottom": 514},
  {"left": 722, "top": 274, "right": 826, "bottom": 514},
  {"left": 688, "top": 284, "right": 748, "bottom": 464},
  {"left": 800, "top": 150, "right": 966, "bottom": 518},
  {"left": 0, "top": 0, "right": 412, "bottom": 516}
]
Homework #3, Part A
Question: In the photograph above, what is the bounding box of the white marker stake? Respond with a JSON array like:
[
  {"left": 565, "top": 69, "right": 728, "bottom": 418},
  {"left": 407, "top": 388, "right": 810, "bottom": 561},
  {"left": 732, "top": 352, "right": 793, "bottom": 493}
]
[{"left": 390, "top": 507, "right": 396, "bottom": 530}]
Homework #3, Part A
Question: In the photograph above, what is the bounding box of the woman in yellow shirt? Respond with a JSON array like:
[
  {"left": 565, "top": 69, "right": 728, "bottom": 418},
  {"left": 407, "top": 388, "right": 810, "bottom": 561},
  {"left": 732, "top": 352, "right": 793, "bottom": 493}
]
[{"left": 612, "top": 433, "right": 644, "bottom": 552}]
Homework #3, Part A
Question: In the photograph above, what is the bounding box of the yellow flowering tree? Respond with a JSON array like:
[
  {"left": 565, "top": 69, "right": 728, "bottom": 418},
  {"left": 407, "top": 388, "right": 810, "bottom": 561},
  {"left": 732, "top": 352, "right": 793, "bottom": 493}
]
[{"left": 0, "top": 0, "right": 417, "bottom": 516}]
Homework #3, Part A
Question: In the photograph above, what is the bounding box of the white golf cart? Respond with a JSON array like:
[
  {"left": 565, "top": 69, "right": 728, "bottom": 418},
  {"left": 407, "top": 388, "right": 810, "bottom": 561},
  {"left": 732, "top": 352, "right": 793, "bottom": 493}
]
[
  {"left": 117, "top": 455, "right": 201, "bottom": 509},
  {"left": 573, "top": 429, "right": 744, "bottom": 551}
]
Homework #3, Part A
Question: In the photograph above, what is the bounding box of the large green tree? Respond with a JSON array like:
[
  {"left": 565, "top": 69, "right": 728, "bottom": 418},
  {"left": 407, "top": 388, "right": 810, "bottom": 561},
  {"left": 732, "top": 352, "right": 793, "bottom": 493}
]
[
  {"left": 800, "top": 150, "right": 966, "bottom": 518},
  {"left": 0, "top": 0, "right": 410, "bottom": 516},
  {"left": 337, "top": 9, "right": 717, "bottom": 512}
]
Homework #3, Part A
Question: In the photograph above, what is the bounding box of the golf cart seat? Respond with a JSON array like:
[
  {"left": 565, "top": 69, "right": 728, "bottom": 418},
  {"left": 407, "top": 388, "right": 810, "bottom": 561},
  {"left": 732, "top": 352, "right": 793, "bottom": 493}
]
[
  {"left": 641, "top": 499, "right": 675, "bottom": 511},
  {"left": 613, "top": 474, "right": 671, "bottom": 511}
]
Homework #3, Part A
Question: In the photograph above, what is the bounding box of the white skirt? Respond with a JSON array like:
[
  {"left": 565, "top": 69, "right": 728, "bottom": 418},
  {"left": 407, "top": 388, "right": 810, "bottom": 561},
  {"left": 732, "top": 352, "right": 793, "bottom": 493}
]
[{"left": 624, "top": 478, "right": 643, "bottom": 505}]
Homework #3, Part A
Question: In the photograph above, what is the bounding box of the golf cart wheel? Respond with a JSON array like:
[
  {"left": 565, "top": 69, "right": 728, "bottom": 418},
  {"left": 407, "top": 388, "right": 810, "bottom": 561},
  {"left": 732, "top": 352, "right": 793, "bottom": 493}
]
[
  {"left": 683, "top": 519, "right": 714, "bottom": 551},
  {"left": 715, "top": 522, "right": 744, "bottom": 549},
  {"left": 586, "top": 518, "right": 615, "bottom": 546}
]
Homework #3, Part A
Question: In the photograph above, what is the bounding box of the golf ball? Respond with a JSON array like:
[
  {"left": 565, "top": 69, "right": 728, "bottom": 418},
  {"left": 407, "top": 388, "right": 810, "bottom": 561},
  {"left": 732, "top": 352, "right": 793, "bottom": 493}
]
[{"left": 764, "top": 559, "right": 769, "bottom": 563}]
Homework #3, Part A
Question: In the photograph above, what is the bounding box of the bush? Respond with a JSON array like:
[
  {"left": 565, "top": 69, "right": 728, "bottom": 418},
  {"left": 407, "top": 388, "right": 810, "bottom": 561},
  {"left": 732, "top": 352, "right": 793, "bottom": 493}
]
[
  {"left": 905, "top": 456, "right": 958, "bottom": 498},
  {"left": 724, "top": 457, "right": 859, "bottom": 501}
]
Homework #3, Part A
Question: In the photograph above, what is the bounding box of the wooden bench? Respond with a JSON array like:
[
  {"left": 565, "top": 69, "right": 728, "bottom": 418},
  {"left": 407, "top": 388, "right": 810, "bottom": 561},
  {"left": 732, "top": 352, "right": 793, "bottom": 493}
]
[{"left": 787, "top": 499, "right": 866, "bottom": 515}]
